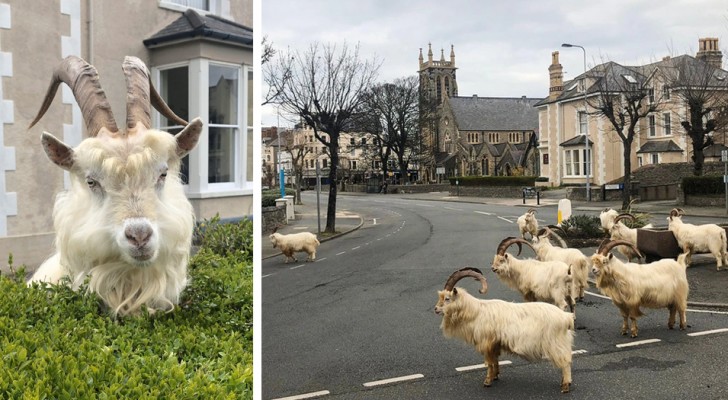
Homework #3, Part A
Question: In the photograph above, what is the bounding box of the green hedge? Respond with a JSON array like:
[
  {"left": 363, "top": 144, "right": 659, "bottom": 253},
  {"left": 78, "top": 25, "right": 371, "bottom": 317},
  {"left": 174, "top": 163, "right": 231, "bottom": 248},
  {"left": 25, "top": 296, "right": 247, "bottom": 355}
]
[
  {"left": 0, "top": 217, "right": 253, "bottom": 399},
  {"left": 262, "top": 188, "right": 295, "bottom": 207},
  {"left": 448, "top": 176, "right": 537, "bottom": 186},
  {"left": 682, "top": 175, "right": 724, "bottom": 195}
]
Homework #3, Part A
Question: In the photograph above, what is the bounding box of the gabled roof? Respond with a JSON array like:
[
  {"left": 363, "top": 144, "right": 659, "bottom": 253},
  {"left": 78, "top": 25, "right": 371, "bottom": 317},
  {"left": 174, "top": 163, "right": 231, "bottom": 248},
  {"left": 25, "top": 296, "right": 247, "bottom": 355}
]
[
  {"left": 448, "top": 96, "right": 541, "bottom": 131},
  {"left": 144, "top": 9, "right": 253, "bottom": 48},
  {"left": 636, "top": 140, "right": 683, "bottom": 153},
  {"left": 704, "top": 143, "right": 728, "bottom": 157}
]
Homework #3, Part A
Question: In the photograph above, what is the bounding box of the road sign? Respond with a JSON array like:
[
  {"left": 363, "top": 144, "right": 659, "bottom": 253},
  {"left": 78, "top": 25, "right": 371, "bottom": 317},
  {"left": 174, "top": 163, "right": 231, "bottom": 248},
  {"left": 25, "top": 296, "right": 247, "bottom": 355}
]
[{"left": 722, "top": 150, "right": 728, "bottom": 162}]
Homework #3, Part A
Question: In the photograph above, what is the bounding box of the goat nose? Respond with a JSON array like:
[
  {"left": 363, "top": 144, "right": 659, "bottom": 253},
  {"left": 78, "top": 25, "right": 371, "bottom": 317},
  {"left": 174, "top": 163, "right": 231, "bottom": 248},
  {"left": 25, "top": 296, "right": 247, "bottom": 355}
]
[{"left": 125, "top": 224, "right": 153, "bottom": 248}]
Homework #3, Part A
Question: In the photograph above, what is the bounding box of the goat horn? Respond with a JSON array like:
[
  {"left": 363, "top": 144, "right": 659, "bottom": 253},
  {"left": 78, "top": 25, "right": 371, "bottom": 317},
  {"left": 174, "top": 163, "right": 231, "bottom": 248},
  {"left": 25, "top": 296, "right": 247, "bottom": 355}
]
[
  {"left": 496, "top": 237, "right": 534, "bottom": 257},
  {"left": 669, "top": 208, "right": 680, "bottom": 217},
  {"left": 676, "top": 208, "right": 685, "bottom": 217},
  {"left": 597, "top": 239, "right": 642, "bottom": 258},
  {"left": 443, "top": 267, "right": 488, "bottom": 294},
  {"left": 149, "top": 71, "right": 189, "bottom": 127},
  {"left": 527, "top": 208, "right": 536, "bottom": 214},
  {"left": 546, "top": 227, "right": 568, "bottom": 248},
  {"left": 536, "top": 227, "right": 548, "bottom": 237},
  {"left": 122, "top": 57, "right": 152, "bottom": 131},
  {"left": 614, "top": 213, "right": 636, "bottom": 224},
  {"left": 29, "top": 55, "right": 118, "bottom": 136}
]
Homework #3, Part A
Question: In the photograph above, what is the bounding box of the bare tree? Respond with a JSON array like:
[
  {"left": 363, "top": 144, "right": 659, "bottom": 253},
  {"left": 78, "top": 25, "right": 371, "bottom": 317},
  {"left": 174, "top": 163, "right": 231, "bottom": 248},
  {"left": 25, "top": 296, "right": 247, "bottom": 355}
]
[
  {"left": 586, "top": 61, "right": 664, "bottom": 210},
  {"left": 361, "top": 76, "right": 420, "bottom": 185},
  {"left": 262, "top": 37, "right": 291, "bottom": 106},
  {"left": 265, "top": 42, "right": 380, "bottom": 233},
  {"left": 279, "top": 128, "right": 312, "bottom": 205},
  {"left": 663, "top": 56, "right": 728, "bottom": 176}
]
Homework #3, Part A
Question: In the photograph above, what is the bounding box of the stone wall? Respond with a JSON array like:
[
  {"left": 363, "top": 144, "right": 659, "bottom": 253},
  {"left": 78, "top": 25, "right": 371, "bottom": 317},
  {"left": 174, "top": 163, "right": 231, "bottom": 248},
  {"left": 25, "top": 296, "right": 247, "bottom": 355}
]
[
  {"left": 345, "top": 183, "right": 450, "bottom": 194},
  {"left": 448, "top": 186, "right": 526, "bottom": 197},
  {"left": 262, "top": 205, "right": 286, "bottom": 233}
]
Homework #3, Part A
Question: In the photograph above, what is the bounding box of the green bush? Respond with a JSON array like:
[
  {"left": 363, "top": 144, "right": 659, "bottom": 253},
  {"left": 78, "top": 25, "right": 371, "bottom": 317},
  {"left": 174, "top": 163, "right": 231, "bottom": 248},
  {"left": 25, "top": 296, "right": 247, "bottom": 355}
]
[
  {"left": 682, "top": 175, "right": 724, "bottom": 195},
  {"left": 262, "top": 188, "right": 295, "bottom": 207},
  {"left": 195, "top": 215, "right": 252, "bottom": 263},
  {"left": 535, "top": 176, "right": 549, "bottom": 182},
  {"left": 448, "top": 176, "right": 537, "bottom": 186},
  {"left": 0, "top": 217, "right": 253, "bottom": 398},
  {"left": 560, "top": 214, "right": 606, "bottom": 239}
]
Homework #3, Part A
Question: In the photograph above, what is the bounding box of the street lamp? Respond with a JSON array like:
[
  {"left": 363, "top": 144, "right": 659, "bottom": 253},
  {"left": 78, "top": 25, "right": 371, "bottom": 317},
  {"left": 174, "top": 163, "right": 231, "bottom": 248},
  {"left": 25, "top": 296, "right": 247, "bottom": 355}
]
[{"left": 562, "top": 43, "right": 590, "bottom": 201}]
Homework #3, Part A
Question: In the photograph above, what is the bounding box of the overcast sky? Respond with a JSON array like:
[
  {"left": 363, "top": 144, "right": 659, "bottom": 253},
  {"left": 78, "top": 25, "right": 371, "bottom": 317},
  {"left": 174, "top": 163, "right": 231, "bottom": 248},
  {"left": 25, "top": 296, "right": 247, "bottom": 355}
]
[{"left": 261, "top": 0, "right": 728, "bottom": 127}]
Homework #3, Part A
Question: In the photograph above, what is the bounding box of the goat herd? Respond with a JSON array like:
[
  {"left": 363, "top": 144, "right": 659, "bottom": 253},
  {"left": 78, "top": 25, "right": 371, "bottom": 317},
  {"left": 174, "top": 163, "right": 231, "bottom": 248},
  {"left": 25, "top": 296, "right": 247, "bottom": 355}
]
[{"left": 435, "top": 207, "right": 726, "bottom": 393}]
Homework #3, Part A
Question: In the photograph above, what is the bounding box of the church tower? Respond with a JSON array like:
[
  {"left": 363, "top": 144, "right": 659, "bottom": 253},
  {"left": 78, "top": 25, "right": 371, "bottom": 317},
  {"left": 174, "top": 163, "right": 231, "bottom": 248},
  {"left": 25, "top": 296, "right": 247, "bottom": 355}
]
[{"left": 419, "top": 43, "right": 458, "bottom": 105}]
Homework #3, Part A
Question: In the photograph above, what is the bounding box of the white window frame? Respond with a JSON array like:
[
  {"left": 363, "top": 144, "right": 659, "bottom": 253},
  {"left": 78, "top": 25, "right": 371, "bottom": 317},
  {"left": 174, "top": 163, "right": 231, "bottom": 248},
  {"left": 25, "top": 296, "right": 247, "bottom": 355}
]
[
  {"left": 158, "top": 0, "right": 231, "bottom": 18},
  {"left": 651, "top": 154, "right": 659, "bottom": 164},
  {"left": 153, "top": 58, "right": 252, "bottom": 199},
  {"left": 663, "top": 112, "right": 671, "bottom": 136},
  {"left": 648, "top": 115, "right": 656, "bottom": 137},
  {"left": 563, "top": 148, "right": 591, "bottom": 177},
  {"left": 578, "top": 112, "right": 587, "bottom": 135}
]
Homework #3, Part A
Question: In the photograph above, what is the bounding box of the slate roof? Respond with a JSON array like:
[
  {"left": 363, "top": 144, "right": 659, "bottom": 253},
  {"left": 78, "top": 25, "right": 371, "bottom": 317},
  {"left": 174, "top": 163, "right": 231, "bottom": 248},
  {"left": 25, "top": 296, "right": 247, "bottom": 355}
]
[
  {"left": 559, "top": 135, "right": 594, "bottom": 147},
  {"left": 448, "top": 96, "right": 541, "bottom": 131},
  {"left": 704, "top": 143, "right": 728, "bottom": 157},
  {"left": 636, "top": 140, "right": 683, "bottom": 153},
  {"left": 144, "top": 9, "right": 253, "bottom": 47}
]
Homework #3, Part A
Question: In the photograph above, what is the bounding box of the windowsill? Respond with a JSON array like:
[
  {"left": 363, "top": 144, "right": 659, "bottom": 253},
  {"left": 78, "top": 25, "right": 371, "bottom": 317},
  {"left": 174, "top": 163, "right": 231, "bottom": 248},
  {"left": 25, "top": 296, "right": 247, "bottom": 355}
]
[
  {"left": 159, "top": 1, "right": 213, "bottom": 15},
  {"left": 184, "top": 187, "right": 254, "bottom": 199}
]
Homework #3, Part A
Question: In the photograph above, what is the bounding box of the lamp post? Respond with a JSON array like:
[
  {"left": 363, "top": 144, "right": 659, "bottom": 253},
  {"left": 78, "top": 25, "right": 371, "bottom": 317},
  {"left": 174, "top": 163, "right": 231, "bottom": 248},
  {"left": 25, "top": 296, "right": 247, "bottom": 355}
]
[{"left": 562, "top": 43, "right": 590, "bottom": 201}]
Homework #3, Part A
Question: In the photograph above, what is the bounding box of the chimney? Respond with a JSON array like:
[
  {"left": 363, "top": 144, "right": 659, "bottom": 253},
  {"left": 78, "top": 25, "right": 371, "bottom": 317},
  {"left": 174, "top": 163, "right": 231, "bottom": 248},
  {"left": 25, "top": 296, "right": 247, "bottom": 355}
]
[
  {"left": 696, "top": 37, "right": 723, "bottom": 69},
  {"left": 549, "top": 51, "right": 564, "bottom": 99}
]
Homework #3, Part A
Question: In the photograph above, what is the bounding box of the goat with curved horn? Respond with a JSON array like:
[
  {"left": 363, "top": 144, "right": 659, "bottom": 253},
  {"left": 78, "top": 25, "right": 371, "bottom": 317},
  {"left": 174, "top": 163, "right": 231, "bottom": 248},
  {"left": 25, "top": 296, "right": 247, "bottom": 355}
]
[
  {"left": 496, "top": 237, "right": 535, "bottom": 257},
  {"left": 597, "top": 239, "right": 643, "bottom": 259},
  {"left": 443, "top": 267, "right": 488, "bottom": 294},
  {"left": 27, "top": 56, "right": 204, "bottom": 317}
]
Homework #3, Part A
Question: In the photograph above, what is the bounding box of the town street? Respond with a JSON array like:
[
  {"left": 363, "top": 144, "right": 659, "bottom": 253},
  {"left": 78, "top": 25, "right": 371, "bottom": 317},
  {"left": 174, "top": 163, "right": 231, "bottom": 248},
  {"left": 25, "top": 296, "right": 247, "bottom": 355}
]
[{"left": 262, "top": 193, "right": 728, "bottom": 399}]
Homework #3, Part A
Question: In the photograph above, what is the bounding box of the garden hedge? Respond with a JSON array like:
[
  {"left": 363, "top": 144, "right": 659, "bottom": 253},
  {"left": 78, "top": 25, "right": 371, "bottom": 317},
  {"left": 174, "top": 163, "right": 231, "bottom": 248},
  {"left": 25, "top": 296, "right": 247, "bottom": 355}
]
[
  {"left": 682, "top": 175, "right": 724, "bottom": 195},
  {"left": 0, "top": 217, "right": 253, "bottom": 399},
  {"left": 448, "top": 176, "right": 537, "bottom": 186}
]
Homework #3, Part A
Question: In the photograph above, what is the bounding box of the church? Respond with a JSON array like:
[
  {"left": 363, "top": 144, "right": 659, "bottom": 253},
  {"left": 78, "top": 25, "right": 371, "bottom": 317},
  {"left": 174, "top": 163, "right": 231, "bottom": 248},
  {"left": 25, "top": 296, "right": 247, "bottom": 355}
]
[{"left": 418, "top": 44, "right": 541, "bottom": 182}]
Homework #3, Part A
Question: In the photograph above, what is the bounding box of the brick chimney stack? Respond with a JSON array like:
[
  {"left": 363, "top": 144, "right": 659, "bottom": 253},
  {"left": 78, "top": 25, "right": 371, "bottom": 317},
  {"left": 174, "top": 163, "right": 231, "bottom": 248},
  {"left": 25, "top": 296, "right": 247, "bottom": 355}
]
[
  {"left": 549, "top": 51, "right": 564, "bottom": 99},
  {"left": 696, "top": 37, "right": 723, "bottom": 69}
]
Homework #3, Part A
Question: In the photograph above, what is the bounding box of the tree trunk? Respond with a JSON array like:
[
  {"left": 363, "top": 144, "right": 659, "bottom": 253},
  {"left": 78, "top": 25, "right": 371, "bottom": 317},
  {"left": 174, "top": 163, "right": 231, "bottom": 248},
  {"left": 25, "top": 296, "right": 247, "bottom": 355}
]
[
  {"left": 294, "top": 169, "right": 303, "bottom": 205},
  {"left": 621, "top": 137, "right": 633, "bottom": 210},
  {"left": 326, "top": 147, "right": 339, "bottom": 233}
]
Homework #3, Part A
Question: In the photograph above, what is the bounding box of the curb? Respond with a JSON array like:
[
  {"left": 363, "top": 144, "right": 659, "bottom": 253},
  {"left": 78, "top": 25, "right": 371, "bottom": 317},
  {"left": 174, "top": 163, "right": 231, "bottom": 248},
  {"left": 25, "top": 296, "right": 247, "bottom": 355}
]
[{"left": 262, "top": 215, "right": 365, "bottom": 260}]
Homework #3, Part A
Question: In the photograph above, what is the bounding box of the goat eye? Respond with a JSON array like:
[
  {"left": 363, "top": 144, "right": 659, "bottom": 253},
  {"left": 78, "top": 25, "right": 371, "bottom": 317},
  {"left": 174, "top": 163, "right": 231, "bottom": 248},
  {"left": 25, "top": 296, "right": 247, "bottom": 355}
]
[{"left": 86, "top": 178, "right": 97, "bottom": 188}]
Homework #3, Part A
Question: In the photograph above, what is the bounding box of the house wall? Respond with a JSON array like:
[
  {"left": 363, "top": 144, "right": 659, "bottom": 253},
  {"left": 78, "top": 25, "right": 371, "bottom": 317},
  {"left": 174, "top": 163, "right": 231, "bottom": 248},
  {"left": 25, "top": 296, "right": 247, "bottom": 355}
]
[{"left": 0, "top": 0, "right": 252, "bottom": 270}]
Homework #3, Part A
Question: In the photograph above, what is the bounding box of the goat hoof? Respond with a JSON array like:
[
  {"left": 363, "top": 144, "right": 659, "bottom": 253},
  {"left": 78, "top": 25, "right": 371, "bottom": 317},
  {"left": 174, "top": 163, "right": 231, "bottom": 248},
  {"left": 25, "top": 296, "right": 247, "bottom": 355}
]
[{"left": 561, "top": 383, "right": 570, "bottom": 393}]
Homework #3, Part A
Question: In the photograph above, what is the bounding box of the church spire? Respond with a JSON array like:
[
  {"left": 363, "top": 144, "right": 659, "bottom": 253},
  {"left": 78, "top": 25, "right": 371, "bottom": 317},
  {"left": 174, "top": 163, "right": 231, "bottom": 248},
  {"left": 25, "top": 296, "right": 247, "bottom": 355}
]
[
  {"left": 428, "top": 42, "right": 433, "bottom": 62},
  {"left": 450, "top": 45, "right": 455, "bottom": 66}
]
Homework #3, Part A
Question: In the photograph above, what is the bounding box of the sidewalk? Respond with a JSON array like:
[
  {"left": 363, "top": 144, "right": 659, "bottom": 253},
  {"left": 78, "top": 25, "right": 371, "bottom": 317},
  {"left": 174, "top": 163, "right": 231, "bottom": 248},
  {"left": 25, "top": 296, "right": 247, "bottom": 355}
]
[{"left": 261, "top": 191, "right": 728, "bottom": 309}]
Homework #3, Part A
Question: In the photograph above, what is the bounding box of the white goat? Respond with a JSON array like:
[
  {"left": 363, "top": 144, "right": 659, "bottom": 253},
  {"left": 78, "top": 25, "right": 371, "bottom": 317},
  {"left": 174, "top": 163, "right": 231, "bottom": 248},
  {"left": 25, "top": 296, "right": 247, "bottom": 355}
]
[
  {"left": 27, "top": 56, "right": 202, "bottom": 317},
  {"left": 531, "top": 227, "right": 589, "bottom": 300},
  {"left": 269, "top": 229, "right": 320, "bottom": 263},
  {"left": 490, "top": 237, "right": 576, "bottom": 314},
  {"left": 609, "top": 213, "right": 652, "bottom": 262},
  {"left": 435, "top": 267, "right": 574, "bottom": 393},
  {"left": 667, "top": 208, "right": 728, "bottom": 270},
  {"left": 599, "top": 208, "right": 619, "bottom": 233},
  {"left": 590, "top": 239, "right": 689, "bottom": 338},
  {"left": 516, "top": 208, "right": 538, "bottom": 239}
]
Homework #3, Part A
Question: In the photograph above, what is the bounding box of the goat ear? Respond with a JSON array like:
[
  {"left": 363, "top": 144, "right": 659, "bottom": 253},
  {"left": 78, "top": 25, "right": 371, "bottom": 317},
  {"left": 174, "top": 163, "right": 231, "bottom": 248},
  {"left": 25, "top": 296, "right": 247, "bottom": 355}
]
[
  {"left": 174, "top": 117, "right": 203, "bottom": 157},
  {"left": 41, "top": 132, "right": 74, "bottom": 170},
  {"left": 608, "top": 253, "right": 614, "bottom": 261},
  {"left": 452, "top": 287, "right": 458, "bottom": 296}
]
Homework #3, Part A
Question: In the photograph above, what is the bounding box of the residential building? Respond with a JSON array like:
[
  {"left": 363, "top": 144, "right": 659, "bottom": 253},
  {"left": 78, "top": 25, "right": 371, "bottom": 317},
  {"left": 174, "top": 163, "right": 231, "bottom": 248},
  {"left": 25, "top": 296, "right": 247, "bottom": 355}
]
[
  {"left": 536, "top": 38, "right": 728, "bottom": 188},
  {"left": 0, "top": 0, "right": 252, "bottom": 269}
]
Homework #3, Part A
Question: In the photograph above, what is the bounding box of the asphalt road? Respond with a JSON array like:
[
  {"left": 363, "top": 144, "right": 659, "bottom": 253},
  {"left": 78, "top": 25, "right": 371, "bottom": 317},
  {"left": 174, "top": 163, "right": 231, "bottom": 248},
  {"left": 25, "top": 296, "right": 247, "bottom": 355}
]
[{"left": 262, "top": 193, "right": 728, "bottom": 399}]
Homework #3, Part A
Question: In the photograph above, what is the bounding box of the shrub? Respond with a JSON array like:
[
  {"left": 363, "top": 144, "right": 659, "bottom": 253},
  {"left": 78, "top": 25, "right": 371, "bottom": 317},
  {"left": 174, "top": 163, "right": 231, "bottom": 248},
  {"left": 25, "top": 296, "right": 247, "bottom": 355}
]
[
  {"left": 262, "top": 188, "right": 295, "bottom": 207},
  {"left": 195, "top": 215, "right": 253, "bottom": 263},
  {"left": 448, "top": 176, "right": 537, "bottom": 186},
  {"left": 682, "top": 175, "right": 724, "bottom": 195},
  {"left": 560, "top": 214, "right": 605, "bottom": 239},
  {"left": 0, "top": 218, "right": 253, "bottom": 398}
]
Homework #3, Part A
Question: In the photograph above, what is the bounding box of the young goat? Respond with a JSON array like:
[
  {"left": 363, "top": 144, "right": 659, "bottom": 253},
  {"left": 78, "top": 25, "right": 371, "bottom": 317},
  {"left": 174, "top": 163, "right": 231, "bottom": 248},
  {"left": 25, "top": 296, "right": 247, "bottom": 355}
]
[
  {"left": 27, "top": 56, "right": 202, "bottom": 317},
  {"left": 491, "top": 237, "right": 576, "bottom": 314},
  {"left": 435, "top": 267, "right": 574, "bottom": 393},
  {"left": 590, "top": 239, "right": 689, "bottom": 338}
]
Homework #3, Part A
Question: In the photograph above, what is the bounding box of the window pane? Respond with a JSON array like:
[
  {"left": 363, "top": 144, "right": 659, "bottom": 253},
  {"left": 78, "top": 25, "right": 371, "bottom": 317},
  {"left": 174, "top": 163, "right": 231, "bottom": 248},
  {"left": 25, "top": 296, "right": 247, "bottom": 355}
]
[
  {"left": 247, "top": 69, "right": 253, "bottom": 127},
  {"left": 170, "top": 0, "right": 209, "bottom": 10},
  {"left": 167, "top": 127, "right": 189, "bottom": 185},
  {"left": 565, "top": 151, "right": 572, "bottom": 175},
  {"left": 209, "top": 65, "right": 239, "bottom": 125},
  {"left": 247, "top": 127, "right": 253, "bottom": 182},
  {"left": 159, "top": 67, "right": 189, "bottom": 126},
  {"left": 209, "top": 127, "right": 236, "bottom": 183}
]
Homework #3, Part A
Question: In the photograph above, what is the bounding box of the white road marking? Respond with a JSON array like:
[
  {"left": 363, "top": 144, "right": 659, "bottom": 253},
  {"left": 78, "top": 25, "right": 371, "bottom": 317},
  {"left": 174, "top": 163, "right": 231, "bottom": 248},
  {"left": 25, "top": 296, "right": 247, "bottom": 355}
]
[
  {"left": 443, "top": 206, "right": 461, "bottom": 211},
  {"left": 373, "top": 218, "right": 377, "bottom": 225},
  {"left": 336, "top": 252, "right": 346, "bottom": 256},
  {"left": 290, "top": 264, "right": 306, "bottom": 270},
  {"left": 474, "top": 211, "right": 492, "bottom": 216},
  {"left": 572, "top": 349, "right": 588, "bottom": 355},
  {"left": 315, "top": 258, "right": 327, "bottom": 262},
  {"left": 498, "top": 216, "right": 513, "bottom": 223},
  {"left": 456, "top": 360, "right": 512, "bottom": 372},
  {"left": 688, "top": 328, "right": 728, "bottom": 337},
  {"left": 363, "top": 374, "right": 425, "bottom": 387},
  {"left": 262, "top": 274, "right": 274, "bottom": 278},
  {"left": 616, "top": 339, "right": 661, "bottom": 348},
  {"left": 587, "top": 290, "right": 728, "bottom": 314},
  {"left": 585, "top": 290, "right": 611, "bottom": 300},
  {"left": 352, "top": 246, "right": 360, "bottom": 250},
  {"left": 271, "top": 390, "right": 331, "bottom": 400},
  {"left": 415, "top": 203, "right": 434, "bottom": 207}
]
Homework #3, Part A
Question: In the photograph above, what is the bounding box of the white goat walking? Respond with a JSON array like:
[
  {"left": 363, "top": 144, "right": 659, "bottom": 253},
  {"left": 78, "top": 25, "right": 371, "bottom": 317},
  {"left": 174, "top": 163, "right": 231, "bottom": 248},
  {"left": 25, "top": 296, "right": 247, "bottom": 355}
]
[
  {"left": 28, "top": 56, "right": 202, "bottom": 317},
  {"left": 591, "top": 239, "right": 689, "bottom": 338},
  {"left": 516, "top": 208, "right": 538, "bottom": 239},
  {"left": 435, "top": 267, "right": 575, "bottom": 393},
  {"left": 667, "top": 208, "right": 728, "bottom": 270},
  {"left": 269, "top": 229, "right": 320, "bottom": 263},
  {"left": 531, "top": 227, "right": 590, "bottom": 300},
  {"left": 490, "top": 237, "right": 576, "bottom": 314}
]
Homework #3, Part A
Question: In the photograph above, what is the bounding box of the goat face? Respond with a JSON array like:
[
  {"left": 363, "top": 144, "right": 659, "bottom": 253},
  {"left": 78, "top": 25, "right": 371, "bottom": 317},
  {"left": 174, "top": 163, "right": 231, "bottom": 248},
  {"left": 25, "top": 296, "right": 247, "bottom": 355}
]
[
  {"left": 66, "top": 132, "right": 183, "bottom": 266},
  {"left": 269, "top": 233, "right": 279, "bottom": 248},
  {"left": 491, "top": 254, "right": 510, "bottom": 275},
  {"left": 590, "top": 253, "right": 613, "bottom": 276},
  {"left": 434, "top": 288, "right": 456, "bottom": 315}
]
